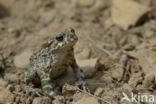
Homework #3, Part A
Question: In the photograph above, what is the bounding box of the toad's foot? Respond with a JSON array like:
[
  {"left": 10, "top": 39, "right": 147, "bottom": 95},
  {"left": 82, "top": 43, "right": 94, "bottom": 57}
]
[
  {"left": 76, "top": 80, "right": 90, "bottom": 92},
  {"left": 32, "top": 88, "right": 43, "bottom": 96}
]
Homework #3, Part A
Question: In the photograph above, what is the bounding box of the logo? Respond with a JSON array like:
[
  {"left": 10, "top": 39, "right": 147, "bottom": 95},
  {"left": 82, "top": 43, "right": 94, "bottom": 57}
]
[{"left": 121, "top": 92, "right": 155, "bottom": 103}]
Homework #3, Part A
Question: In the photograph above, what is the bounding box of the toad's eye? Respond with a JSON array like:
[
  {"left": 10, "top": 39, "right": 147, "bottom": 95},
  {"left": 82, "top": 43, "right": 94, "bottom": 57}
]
[
  {"left": 70, "top": 28, "right": 75, "bottom": 33},
  {"left": 56, "top": 33, "right": 64, "bottom": 41}
]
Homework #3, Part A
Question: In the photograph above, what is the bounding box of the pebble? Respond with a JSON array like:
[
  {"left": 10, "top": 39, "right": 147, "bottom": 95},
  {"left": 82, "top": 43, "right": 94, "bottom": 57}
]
[
  {"left": 52, "top": 96, "right": 65, "bottom": 104},
  {"left": 7, "top": 84, "right": 15, "bottom": 92},
  {"left": 0, "top": 88, "right": 14, "bottom": 104},
  {"left": 32, "top": 97, "right": 42, "bottom": 104},
  {"left": 77, "top": 0, "right": 95, "bottom": 7},
  {"left": 143, "top": 73, "right": 155, "bottom": 88},
  {"left": 13, "top": 50, "right": 32, "bottom": 68},
  {"left": 77, "top": 58, "right": 99, "bottom": 78},
  {"left": 111, "top": 64, "right": 123, "bottom": 81},
  {"left": 75, "top": 47, "right": 91, "bottom": 60},
  {"left": 73, "top": 96, "right": 99, "bottom": 104},
  {"left": 94, "top": 87, "right": 103, "bottom": 96},
  {"left": 32, "top": 97, "right": 51, "bottom": 104},
  {"left": 5, "top": 73, "right": 19, "bottom": 83},
  {"left": 111, "top": 0, "right": 149, "bottom": 30},
  {"left": 0, "top": 78, "right": 8, "bottom": 88}
]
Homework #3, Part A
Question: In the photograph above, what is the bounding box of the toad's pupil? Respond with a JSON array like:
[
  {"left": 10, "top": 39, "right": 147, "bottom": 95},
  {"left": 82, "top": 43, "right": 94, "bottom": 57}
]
[
  {"left": 70, "top": 29, "right": 75, "bottom": 33},
  {"left": 56, "top": 35, "right": 64, "bottom": 41}
]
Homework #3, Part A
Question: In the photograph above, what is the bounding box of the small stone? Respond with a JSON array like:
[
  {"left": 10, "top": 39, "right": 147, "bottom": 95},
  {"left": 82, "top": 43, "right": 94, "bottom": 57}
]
[
  {"left": 36, "top": 10, "right": 56, "bottom": 29},
  {"left": 0, "top": 88, "right": 14, "bottom": 104},
  {"left": 15, "top": 96, "right": 20, "bottom": 104},
  {"left": 32, "top": 97, "right": 42, "bottom": 104},
  {"left": 15, "top": 85, "right": 22, "bottom": 92},
  {"left": 73, "top": 97, "right": 99, "bottom": 104},
  {"left": 52, "top": 96, "right": 65, "bottom": 104},
  {"left": 0, "top": 78, "right": 8, "bottom": 88},
  {"left": 75, "top": 47, "right": 91, "bottom": 60},
  {"left": 111, "top": 0, "right": 149, "bottom": 30},
  {"left": 13, "top": 50, "right": 32, "bottom": 68},
  {"left": 77, "top": 0, "right": 95, "bottom": 7},
  {"left": 94, "top": 87, "right": 103, "bottom": 96},
  {"left": 143, "top": 73, "right": 155, "bottom": 88},
  {"left": 76, "top": 58, "right": 99, "bottom": 78},
  {"left": 7, "top": 84, "right": 15, "bottom": 92},
  {"left": 104, "top": 19, "right": 113, "bottom": 30},
  {"left": 26, "top": 97, "right": 32, "bottom": 104},
  {"left": 123, "top": 44, "right": 135, "bottom": 51},
  {"left": 100, "top": 74, "right": 112, "bottom": 83},
  {"left": 111, "top": 64, "right": 123, "bottom": 81},
  {"left": 5, "top": 73, "right": 19, "bottom": 83},
  {"left": 62, "top": 84, "right": 78, "bottom": 94}
]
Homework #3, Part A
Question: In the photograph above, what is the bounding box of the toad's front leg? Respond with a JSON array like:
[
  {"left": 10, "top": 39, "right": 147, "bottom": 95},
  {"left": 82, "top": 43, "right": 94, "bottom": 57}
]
[
  {"left": 37, "top": 69, "right": 56, "bottom": 97},
  {"left": 71, "top": 59, "right": 89, "bottom": 92}
]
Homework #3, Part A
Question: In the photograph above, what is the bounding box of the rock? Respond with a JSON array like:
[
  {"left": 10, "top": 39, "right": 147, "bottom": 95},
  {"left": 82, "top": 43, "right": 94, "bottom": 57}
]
[
  {"left": 75, "top": 47, "right": 91, "bottom": 60},
  {"left": 0, "top": 88, "right": 14, "bottom": 104},
  {"left": 32, "top": 97, "right": 51, "bottom": 104},
  {"left": 76, "top": 58, "right": 99, "bottom": 78},
  {"left": 134, "top": 49, "right": 156, "bottom": 74},
  {"left": 111, "top": 0, "right": 149, "bottom": 30},
  {"left": 100, "top": 74, "right": 112, "bottom": 83},
  {"left": 15, "top": 85, "right": 22, "bottom": 92},
  {"left": 36, "top": 10, "right": 56, "bottom": 29},
  {"left": 5, "top": 73, "right": 19, "bottom": 83},
  {"left": 104, "top": 19, "right": 113, "bottom": 30},
  {"left": 111, "top": 64, "right": 124, "bottom": 81},
  {"left": 26, "top": 97, "right": 33, "bottom": 104},
  {"left": 13, "top": 50, "right": 32, "bottom": 68},
  {"left": 7, "top": 84, "right": 15, "bottom": 92},
  {"left": 32, "top": 97, "right": 42, "bottom": 104},
  {"left": 143, "top": 73, "right": 155, "bottom": 88},
  {"left": 14, "top": 96, "right": 20, "bottom": 104},
  {"left": 128, "top": 41, "right": 156, "bottom": 88},
  {"left": 62, "top": 84, "right": 79, "bottom": 94},
  {"left": 94, "top": 87, "right": 103, "bottom": 96},
  {"left": 77, "top": 0, "right": 95, "bottom": 7},
  {"left": 0, "top": 78, "right": 8, "bottom": 88},
  {"left": 52, "top": 96, "right": 65, "bottom": 104},
  {"left": 73, "top": 96, "right": 99, "bottom": 104}
]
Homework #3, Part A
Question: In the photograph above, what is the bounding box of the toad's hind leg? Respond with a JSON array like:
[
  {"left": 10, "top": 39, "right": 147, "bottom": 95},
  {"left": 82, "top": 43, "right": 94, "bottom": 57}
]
[
  {"left": 37, "top": 69, "right": 56, "bottom": 97},
  {"left": 21, "top": 69, "right": 42, "bottom": 96}
]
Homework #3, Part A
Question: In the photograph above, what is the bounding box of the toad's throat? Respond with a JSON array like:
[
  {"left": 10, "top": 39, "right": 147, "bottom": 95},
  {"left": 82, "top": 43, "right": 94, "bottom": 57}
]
[{"left": 50, "top": 66, "right": 66, "bottom": 79}]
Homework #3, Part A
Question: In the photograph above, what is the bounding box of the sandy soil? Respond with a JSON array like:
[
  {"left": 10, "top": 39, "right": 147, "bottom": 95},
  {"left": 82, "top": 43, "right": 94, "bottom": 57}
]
[{"left": 0, "top": 0, "right": 156, "bottom": 104}]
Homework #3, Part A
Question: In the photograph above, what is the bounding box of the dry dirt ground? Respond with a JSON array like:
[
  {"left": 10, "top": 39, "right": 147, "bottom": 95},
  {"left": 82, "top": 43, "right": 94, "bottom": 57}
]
[{"left": 0, "top": 0, "right": 156, "bottom": 104}]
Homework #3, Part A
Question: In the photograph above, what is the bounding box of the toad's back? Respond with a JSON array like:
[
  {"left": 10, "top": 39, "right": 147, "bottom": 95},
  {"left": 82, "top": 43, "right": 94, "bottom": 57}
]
[{"left": 30, "top": 46, "right": 71, "bottom": 78}]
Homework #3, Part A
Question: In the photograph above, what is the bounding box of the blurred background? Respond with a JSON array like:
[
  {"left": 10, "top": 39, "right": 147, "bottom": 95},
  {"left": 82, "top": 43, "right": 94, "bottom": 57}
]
[{"left": 0, "top": 0, "right": 156, "bottom": 104}]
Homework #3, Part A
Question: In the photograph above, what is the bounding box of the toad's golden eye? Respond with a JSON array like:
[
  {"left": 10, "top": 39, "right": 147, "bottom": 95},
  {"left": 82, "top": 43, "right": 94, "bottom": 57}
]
[{"left": 56, "top": 33, "right": 64, "bottom": 41}]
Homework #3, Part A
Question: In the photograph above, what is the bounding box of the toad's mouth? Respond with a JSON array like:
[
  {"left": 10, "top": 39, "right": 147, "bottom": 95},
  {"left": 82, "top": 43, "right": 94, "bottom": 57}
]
[{"left": 61, "top": 41, "right": 76, "bottom": 48}]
